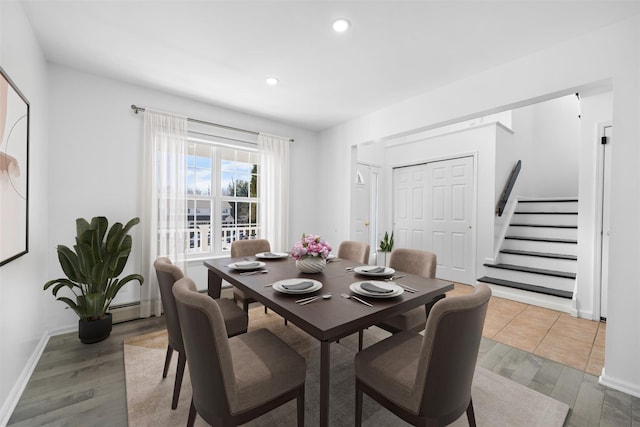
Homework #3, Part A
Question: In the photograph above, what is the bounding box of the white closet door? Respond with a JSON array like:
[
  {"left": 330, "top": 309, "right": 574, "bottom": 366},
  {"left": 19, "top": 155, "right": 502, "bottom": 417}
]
[
  {"left": 426, "top": 156, "right": 474, "bottom": 284},
  {"left": 393, "top": 165, "right": 427, "bottom": 250}
]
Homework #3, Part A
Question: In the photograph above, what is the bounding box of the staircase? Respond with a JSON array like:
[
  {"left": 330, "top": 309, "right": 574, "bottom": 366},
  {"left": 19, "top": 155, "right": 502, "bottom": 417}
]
[{"left": 478, "top": 199, "right": 577, "bottom": 312}]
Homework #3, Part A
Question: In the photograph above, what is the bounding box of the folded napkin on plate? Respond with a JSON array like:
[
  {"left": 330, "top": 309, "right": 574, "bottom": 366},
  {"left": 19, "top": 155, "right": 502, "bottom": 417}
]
[
  {"left": 282, "top": 281, "right": 314, "bottom": 290},
  {"left": 360, "top": 282, "right": 393, "bottom": 293},
  {"left": 364, "top": 266, "right": 386, "bottom": 274},
  {"left": 263, "top": 252, "right": 278, "bottom": 257},
  {"left": 236, "top": 261, "right": 260, "bottom": 267}
]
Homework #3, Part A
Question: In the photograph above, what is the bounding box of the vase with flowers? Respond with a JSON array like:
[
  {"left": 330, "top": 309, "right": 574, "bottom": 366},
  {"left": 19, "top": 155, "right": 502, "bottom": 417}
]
[{"left": 290, "top": 233, "right": 332, "bottom": 273}]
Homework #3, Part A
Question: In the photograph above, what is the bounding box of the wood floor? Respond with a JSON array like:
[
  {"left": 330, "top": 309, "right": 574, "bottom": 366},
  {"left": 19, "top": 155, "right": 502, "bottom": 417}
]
[{"left": 8, "top": 300, "right": 640, "bottom": 426}]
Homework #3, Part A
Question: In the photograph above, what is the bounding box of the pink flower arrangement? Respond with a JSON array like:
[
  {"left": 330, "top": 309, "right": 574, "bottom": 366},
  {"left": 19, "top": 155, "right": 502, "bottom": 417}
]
[{"left": 290, "top": 233, "right": 332, "bottom": 260}]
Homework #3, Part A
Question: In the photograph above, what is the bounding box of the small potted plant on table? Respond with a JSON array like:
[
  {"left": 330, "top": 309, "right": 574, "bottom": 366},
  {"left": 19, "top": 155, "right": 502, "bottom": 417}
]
[{"left": 378, "top": 231, "right": 394, "bottom": 266}]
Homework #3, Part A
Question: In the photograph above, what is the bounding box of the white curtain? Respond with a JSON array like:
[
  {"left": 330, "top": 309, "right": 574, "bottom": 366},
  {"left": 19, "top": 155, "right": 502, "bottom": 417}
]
[
  {"left": 258, "top": 133, "right": 290, "bottom": 252},
  {"left": 140, "top": 110, "right": 188, "bottom": 317}
]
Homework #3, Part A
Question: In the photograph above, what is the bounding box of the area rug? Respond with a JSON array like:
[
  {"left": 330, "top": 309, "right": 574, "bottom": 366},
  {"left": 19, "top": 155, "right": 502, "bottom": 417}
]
[{"left": 124, "top": 308, "right": 569, "bottom": 426}]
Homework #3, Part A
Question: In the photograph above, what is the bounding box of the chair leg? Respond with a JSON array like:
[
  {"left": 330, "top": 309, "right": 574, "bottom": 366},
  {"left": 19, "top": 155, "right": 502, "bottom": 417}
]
[
  {"left": 243, "top": 299, "right": 249, "bottom": 312},
  {"left": 264, "top": 305, "right": 268, "bottom": 314},
  {"left": 355, "top": 381, "right": 363, "bottom": 427},
  {"left": 358, "top": 330, "right": 364, "bottom": 351},
  {"left": 466, "top": 398, "right": 476, "bottom": 427},
  {"left": 284, "top": 318, "right": 288, "bottom": 325},
  {"left": 163, "top": 345, "right": 174, "bottom": 378},
  {"left": 297, "top": 384, "right": 305, "bottom": 427},
  {"left": 187, "top": 398, "right": 197, "bottom": 427},
  {"left": 172, "top": 352, "right": 187, "bottom": 410}
]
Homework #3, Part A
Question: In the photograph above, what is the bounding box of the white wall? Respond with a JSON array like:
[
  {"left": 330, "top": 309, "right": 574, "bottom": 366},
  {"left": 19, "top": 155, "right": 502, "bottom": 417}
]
[
  {"left": 512, "top": 94, "right": 581, "bottom": 198},
  {"left": 318, "top": 16, "right": 640, "bottom": 397},
  {"left": 0, "top": 1, "right": 50, "bottom": 422},
  {"left": 47, "top": 65, "right": 319, "bottom": 300}
]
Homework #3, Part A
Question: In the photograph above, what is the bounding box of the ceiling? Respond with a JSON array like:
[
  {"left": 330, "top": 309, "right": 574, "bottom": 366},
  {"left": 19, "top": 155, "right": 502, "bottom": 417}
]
[{"left": 20, "top": 1, "right": 640, "bottom": 132}]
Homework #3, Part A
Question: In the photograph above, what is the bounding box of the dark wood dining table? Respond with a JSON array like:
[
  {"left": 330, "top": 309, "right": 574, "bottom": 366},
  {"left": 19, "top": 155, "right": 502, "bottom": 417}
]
[{"left": 204, "top": 255, "right": 454, "bottom": 427}]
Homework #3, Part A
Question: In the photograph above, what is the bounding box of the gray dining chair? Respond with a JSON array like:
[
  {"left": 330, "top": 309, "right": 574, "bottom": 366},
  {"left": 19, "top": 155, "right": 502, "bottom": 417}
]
[
  {"left": 338, "top": 240, "right": 371, "bottom": 264},
  {"left": 231, "top": 239, "right": 271, "bottom": 312},
  {"left": 153, "top": 257, "right": 248, "bottom": 410},
  {"left": 355, "top": 284, "right": 491, "bottom": 427},
  {"left": 358, "top": 248, "right": 438, "bottom": 350},
  {"left": 172, "top": 277, "right": 307, "bottom": 427}
]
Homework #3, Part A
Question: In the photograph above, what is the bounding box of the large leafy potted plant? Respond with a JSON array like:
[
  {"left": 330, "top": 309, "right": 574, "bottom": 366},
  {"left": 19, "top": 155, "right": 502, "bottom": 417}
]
[{"left": 44, "top": 216, "right": 144, "bottom": 343}]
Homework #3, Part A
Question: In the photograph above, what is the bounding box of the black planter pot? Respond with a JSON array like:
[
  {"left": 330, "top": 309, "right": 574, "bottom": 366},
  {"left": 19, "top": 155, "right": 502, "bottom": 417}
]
[{"left": 78, "top": 313, "right": 113, "bottom": 344}]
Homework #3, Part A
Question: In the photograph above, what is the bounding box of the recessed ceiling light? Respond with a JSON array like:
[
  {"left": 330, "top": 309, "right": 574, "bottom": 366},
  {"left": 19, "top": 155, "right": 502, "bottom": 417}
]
[
  {"left": 333, "top": 18, "right": 350, "bottom": 33},
  {"left": 266, "top": 77, "right": 279, "bottom": 85}
]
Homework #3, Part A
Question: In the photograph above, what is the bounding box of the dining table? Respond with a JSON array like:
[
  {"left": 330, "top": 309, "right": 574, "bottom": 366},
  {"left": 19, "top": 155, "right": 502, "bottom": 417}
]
[{"left": 203, "top": 255, "right": 454, "bottom": 427}]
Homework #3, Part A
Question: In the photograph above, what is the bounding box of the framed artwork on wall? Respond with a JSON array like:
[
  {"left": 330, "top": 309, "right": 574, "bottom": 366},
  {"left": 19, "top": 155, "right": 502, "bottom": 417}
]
[{"left": 0, "top": 65, "right": 30, "bottom": 266}]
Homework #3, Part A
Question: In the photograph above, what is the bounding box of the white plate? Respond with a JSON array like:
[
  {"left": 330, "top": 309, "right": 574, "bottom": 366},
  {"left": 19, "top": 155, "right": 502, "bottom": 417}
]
[
  {"left": 255, "top": 252, "right": 290, "bottom": 259},
  {"left": 350, "top": 281, "right": 404, "bottom": 298},
  {"left": 353, "top": 266, "right": 395, "bottom": 277},
  {"left": 273, "top": 279, "right": 323, "bottom": 294},
  {"left": 228, "top": 261, "right": 266, "bottom": 271}
]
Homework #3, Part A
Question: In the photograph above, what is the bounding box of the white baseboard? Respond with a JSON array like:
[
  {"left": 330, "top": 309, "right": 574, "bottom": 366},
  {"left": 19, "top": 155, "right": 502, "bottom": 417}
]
[
  {"left": 600, "top": 368, "right": 640, "bottom": 399},
  {"left": 0, "top": 332, "right": 50, "bottom": 426}
]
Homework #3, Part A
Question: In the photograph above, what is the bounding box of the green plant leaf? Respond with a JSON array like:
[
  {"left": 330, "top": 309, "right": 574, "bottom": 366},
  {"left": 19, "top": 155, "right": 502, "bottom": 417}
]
[
  {"left": 46, "top": 216, "right": 142, "bottom": 322},
  {"left": 57, "top": 245, "right": 83, "bottom": 283}
]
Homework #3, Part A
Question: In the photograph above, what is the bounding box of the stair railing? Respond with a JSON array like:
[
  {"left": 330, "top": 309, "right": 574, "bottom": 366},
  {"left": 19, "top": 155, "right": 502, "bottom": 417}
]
[{"left": 496, "top": 160, "right": 521, "bottom": 216}]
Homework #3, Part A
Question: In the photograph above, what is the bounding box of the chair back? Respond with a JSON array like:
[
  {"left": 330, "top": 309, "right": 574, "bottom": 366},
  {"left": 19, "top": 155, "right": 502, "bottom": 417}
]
[
  {"left": 153, "top": 257, "right": 185, "bottom": 353},
  {"left": 173, "top": 277, "right": 238, "bottom": 420},
  {"left": 338, "top": 240, "right": 370, "bottom": 264},
  {"left": 415, "top": 284, "right": 491, "bottom": 423},
  {"left": 389, "top": 248, "right": 437, "bottom": 278},
  {"left": 231, "top": 239, "right": 271, "bottom": 257}
]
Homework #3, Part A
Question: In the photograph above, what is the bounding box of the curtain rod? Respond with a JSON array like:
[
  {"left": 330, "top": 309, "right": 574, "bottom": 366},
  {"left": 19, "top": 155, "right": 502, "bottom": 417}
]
[{"left": 130, "top": 104, "right": 294, "bottom": 142}]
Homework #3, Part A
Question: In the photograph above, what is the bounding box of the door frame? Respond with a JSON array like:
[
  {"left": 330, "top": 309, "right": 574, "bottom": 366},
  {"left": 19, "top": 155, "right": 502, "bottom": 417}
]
[
  {"left": 390, "top": 152, "right": 478, "bottom": 284},
  {"left": 351, "top": 161, "right": 381, "bottom": 257},
  {"left": 594, "top": 121, "right": 612, "bottom": 321}
]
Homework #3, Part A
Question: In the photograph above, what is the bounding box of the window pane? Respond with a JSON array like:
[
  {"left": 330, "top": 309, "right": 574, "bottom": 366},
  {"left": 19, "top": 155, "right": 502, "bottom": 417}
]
[
  {"left": 195, "top": 169, "right": 211, "bottom": 195},
  {"left": 237, "top": 202, "right": 250, "bottom": 225},
  {"left": 221, "top": 171, "right": 234, "bottom": 196},
  {"left": 221, "top": 148, "right": 236, "bottom": 163},
  {"left": 236, "top": 173, "right": 250, "bottom": 197},
  {"left": 222, "top": 201, "right": 236, "bottom": 224},
  {"left": 250, "top": 202, "right": 258, "bottom": 225},
  {"left": 186, "top": 168, "right": 195, "bottom": 195},
  {"left": 186, "top": 200, "right": 212, "bottom": 252},
  {"left": 250, "top": 172, "right": 258, "bottom": 197}
]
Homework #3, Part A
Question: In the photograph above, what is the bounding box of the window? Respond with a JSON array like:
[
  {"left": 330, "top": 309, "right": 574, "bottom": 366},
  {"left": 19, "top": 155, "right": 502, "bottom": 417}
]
[{"left": 186, "top": 139, "right": 260, "bottom": 257}]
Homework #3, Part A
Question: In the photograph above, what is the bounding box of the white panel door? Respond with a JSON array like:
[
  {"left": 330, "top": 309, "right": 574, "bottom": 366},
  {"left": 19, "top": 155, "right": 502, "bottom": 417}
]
[
  {"left": 352, "top": 164, "right": 380, "bottom": 260},
  {"left": 352, "top": 165, "right": 371, "bottom": 245},
  {"left": 426, "top": 157, "right": 474, "bottom": 284},
  {"left": 393, "top": 165, "right": 426, "bottom": 249}
]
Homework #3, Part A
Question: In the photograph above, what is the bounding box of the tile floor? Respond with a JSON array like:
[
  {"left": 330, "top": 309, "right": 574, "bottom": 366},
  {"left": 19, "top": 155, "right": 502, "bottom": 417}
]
[{"left": 448, "top": 283, "right": 606, "bottom": 376}]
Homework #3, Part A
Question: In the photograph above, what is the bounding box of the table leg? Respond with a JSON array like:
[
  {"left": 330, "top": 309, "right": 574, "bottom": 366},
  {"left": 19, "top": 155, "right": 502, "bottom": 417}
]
[
  {"left": 425, "top": 293, "right": 446, "bottom": 317},
  {"left": 207, "top": 269, "right": 222, "bottom": 299},
  {"left": 319, "top": 340, "right": 330, "bottom": 427}
]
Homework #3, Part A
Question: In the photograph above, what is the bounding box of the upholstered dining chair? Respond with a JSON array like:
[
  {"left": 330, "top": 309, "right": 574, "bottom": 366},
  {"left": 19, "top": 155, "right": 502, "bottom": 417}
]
[
  {"left": 338, "top": 240, "right": 371, "bottom": 264},
  {"left": 354, "top": 284, "right": 491, "bottom": 427},
  {"left": 153, "top": 257, "right": 248, "bottom": 410},
  {"left": 230, "top": 239, "right": 271, "bottom": 312},
  {"left": 173, "top": 277, "right": 307, "bottom": 427},
  {"left": 358, "top": 248, "right": 438, "bottom": 350}
]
